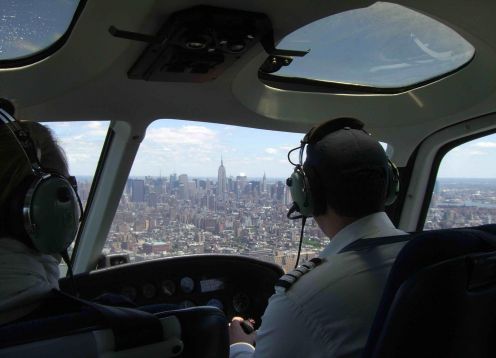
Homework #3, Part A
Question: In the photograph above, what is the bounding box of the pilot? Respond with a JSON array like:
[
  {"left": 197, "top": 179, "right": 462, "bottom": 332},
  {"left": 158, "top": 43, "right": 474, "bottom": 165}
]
[
  {"left": 0, "top": 105, "right": 72, "bottom": 325},
  {"left": 229, "top": 118, "right": 407, "bottom": 357}
]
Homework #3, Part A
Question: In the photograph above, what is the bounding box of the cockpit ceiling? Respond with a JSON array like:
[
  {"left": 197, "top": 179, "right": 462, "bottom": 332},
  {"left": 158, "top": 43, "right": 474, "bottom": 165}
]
[{"left": 0, "top": 0, "right": 495, "bottom": 162}]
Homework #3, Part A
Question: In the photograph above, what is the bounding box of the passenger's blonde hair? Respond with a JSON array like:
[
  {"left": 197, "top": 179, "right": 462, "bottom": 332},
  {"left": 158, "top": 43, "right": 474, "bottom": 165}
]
[{"left": 0, "top": 122, "right": 68, "bottom": 207}]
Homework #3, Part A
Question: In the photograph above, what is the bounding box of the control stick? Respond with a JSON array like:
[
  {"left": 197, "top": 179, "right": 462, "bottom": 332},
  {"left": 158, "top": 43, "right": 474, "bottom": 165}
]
[{"left": 240, "top": 319, "right": 255, "bottom": 334}]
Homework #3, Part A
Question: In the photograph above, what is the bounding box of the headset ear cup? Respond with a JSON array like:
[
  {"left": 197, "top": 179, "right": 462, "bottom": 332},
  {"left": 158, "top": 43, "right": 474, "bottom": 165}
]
[
  {"left": 7, "top": 175, "right": 80, "bottom": 254},
  {"left": 385, "top": 160, "right": 400, "bottom": 206},
  {"left": 288, "top": 167, "right": 314, "bottom": 217},
  {"left": 28, "top": 176, "right": 80, "bottom": 254}
]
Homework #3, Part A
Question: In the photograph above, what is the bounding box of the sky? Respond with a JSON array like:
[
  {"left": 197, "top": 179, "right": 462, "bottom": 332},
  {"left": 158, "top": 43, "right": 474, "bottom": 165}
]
[
  {"left": 9, "top": 0, "right": 492, "bottom": 180},
  {"left": 276, "top": 2, "right": 474, "bottom": 88},
  {"left": 44, "top": 120, "right": 496, "bottom": 180},
  {"left": 45, "top": 120, "right": 302, "bottom": 179}
]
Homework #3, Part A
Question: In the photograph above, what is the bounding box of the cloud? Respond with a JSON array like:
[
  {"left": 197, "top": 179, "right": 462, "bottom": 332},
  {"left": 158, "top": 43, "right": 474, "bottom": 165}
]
[
  {"left": 129, "top": 125, "right": 227, "bottom": 176},
  {"left": 147, "top": 126, "right": 217, "bottom": 145},
  {"left": 86, "top": 121, "right": 103, "bottom": 129},
  {"left": 472, "top": 141, "right": 496, "bottom": 148},
  {"left": 43, "top": 120, "right": 311, "bottom": 177},
  {"left": 47, "top": 122, "right": 70, "bottom": 128},
  {"left": 265, "top": 148, "right": 278, "bottom": 154},
  {"left": 469, "top": 150, "right": 488, "bottom": 156},
  {"left": 255, "top": 156, "right": 275, "bottom": 161}
]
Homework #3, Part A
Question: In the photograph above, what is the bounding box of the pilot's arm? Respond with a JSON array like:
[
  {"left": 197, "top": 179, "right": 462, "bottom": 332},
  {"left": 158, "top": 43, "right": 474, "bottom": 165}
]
[{"left": 229, "top": 292, "right": 316, "bottom": 358}]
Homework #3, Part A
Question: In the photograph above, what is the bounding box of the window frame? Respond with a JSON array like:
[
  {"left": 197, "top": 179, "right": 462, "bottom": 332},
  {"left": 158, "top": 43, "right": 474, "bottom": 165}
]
[
  {"left": 259, "top": 57, "right": 475, "bottom": 95},
  {"left": 417, "top": 127, "right": 496, "bottom": 231},
  {"left": 70, "top": 126, "right": 115, "bottom": 268}
]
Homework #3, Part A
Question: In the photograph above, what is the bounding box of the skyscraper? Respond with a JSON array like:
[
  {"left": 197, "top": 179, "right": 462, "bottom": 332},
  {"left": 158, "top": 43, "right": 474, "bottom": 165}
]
[
  {"left": 217, "top": 156, "right": 227, "bottom": 201},
  {"left": 178, "top": 174, "right": 189, "bottom": 200},
  {"left": 131, "top": 179, "right": 145, "bottom": 202}
]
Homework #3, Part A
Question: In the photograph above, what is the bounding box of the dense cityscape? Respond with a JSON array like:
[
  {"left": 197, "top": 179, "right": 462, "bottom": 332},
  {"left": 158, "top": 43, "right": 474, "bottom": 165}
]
[
  {"left": 424, "top": 178, "right": 496, "bottom": 230},
  {"left": 80, "top": 159, "right": 326, "bottom": 273},
  {"left": 75, "top": 161, "right": 495, "bottom": 272}
]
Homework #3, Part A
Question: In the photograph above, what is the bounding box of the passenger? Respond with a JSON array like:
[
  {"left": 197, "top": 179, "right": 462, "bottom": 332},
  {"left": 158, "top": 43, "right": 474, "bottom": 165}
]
[
  {"left": 0, "top": 104, "right": 176, "bottom": 327},
  {"left": 0, "top": 113, "right": 71, "bottom": 325},
  {"left": 229, "top": 118, "right": 407, "bottom": 357}
]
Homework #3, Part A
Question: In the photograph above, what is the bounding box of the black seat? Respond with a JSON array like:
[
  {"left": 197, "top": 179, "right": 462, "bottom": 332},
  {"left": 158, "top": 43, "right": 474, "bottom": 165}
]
[
  {"left": 363, "top": 224, "right": 496, "bottom": 358},
  {"left": 156, "top": 307, "right": 229, "bottom": 358},
  {"left": 0, "top": 303, "right": 228, "bottom": 358}
]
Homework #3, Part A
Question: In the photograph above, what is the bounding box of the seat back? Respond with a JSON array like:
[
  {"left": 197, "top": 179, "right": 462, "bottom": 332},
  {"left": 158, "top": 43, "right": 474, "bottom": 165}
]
[
  {"left": 157, "top": 307, "right": 229, "bottom": 358},
  {"left": 364, "top": 225, "right": 496, "bottom": 358},
  {"left": 0, "top": 315, "right": 183, "bottom": 358},
  {"left": 0, "top": 305, "right": 228, "bottom": 358}
]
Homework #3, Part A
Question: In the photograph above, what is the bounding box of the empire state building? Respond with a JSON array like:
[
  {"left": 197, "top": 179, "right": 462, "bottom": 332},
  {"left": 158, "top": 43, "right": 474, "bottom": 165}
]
[{"left": 217, "top": 157, "right": 227, "bottom": 201}]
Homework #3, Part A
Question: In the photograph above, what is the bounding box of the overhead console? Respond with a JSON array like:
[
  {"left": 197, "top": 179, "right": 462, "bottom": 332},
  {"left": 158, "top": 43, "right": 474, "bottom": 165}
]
[
  {"left": 60, "top": 255, "right": 284, "bottom": 324},
  {"left": 108, "top": 5, "right": 307, "bottom": 82}
]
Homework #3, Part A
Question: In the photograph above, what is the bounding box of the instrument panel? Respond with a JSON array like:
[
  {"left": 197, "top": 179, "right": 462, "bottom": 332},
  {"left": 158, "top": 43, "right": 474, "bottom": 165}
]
[{"left": 60, "top": 255, "right": 284, "bottom": 323}]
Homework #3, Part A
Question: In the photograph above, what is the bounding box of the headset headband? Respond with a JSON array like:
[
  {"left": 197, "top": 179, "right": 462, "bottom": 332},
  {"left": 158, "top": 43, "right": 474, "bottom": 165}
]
[
  {"left": 290, "top": 118, "right": 367, "bottom": 167},
  {"left": 0, "top": 108, "right": 43, "bottom": 174},
  {"left": 303, "top": 117, "right": 365, "bottom": 145}
]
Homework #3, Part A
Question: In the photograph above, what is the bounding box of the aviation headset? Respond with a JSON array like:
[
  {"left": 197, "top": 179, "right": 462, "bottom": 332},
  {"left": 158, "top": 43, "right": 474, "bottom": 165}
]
[
  {"left": 286, "top": 118, "right": 400, "bottom": 218},
  {"left": 0, "top": 107, "right": 82, "bottom": 255}
]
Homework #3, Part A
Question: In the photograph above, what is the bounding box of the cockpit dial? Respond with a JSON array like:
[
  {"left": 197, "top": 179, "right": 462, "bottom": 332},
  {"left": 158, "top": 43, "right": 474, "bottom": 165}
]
[
  {"left": 161, "top": 280, "right": 176, "bottom": 296},
  {"left": 180, "top": 276, "right": 195, "bottom": 294}
]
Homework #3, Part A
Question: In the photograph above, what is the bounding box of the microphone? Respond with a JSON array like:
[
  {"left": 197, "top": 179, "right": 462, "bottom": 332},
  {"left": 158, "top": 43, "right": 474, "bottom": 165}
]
[{"left": 287, "top": 203, "right": 303, "bottom": 220}]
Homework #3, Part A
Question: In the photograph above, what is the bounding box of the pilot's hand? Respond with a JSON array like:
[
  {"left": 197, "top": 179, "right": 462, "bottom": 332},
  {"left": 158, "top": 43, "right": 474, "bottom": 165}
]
[{"left": 229, "top": 316, "right": 256, "bottom": 346}]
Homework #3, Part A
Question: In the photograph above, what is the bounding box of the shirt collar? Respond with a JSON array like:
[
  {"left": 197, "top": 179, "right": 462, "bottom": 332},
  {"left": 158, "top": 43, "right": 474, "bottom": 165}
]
[{"left": 320, "top": 212, "right": 402, "bottom": 258}]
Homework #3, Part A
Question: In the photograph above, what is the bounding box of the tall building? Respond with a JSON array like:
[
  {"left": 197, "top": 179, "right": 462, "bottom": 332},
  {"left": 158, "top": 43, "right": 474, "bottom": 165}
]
[
  {"left": 131, "top": 179, "right": 145, "bottom": 202},
  {"left": 217, "top": 156, "right": 227, "bottom": 201},
  {"left": 275, "top": 181, "right": 285, "bottom": 202},
  {"left": 169, "top": 173, "right": 177, "bottom": 191},
  {"left": 262, "top": 172, "right": 267, "bottom": 193},
  {"left": 178, "top": 174, "right": 189, "bottom": 200},
  {"left": 235, "top": 174, "right": 248, "bottom": 198}
]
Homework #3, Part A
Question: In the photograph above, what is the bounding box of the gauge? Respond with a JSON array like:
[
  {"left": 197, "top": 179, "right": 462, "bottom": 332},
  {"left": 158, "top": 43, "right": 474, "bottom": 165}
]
[
  {"left": 121, "top": 286, "right": 137, "bottom": 301},
  {"left": 161, "top": 280, "right": 176, "bottom": 296},
  {"left": 206, "top": 298, "right": 224, "bottom": 311},
  {"left": 233, "top": 292, "right": 250, "bottom": 313},
  {"left": 179, "top": 300, "right": 196, "bottom": 308},
  {"left": 142, "top": 283, "right": 156, "bottom": 299},
  {"left": 180, "top": 277, "right": 195, "bottom": 293}
]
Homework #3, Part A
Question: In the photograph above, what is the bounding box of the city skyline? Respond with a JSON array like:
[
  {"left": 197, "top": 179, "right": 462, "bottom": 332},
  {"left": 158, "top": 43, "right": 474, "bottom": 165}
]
[
  {"left": 93, "top": 163, "right": 494, "bottom": 272},
  {"left": 44, "top": 120, "right": 496, "bottom": 179}
]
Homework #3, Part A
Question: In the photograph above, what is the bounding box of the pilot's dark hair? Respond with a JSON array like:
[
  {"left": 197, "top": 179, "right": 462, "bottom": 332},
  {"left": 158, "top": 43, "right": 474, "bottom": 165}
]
[{"left": 303, "top": 125, "right": 389, "bottom": 218}]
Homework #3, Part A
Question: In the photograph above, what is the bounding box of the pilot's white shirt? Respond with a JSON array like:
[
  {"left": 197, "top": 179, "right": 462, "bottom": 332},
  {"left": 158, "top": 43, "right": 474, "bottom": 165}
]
[{"left": 230, "top": 212, "right": 407, "bottom": 358}]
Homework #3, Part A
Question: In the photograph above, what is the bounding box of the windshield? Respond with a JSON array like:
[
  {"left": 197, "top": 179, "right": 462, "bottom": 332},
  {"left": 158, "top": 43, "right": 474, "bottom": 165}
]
[{"left": 105, "top": 119, "right": 329, "bottom": 272}]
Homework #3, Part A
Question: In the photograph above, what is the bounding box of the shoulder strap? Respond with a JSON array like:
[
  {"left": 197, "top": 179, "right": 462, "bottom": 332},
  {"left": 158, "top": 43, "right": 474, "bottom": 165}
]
[
  {"left": 52, "top": 290, "right": 163, "bottom": 351},
  {"left": 339, "top": 234, "right": 411, "bottom": 254},
  {"left": 275, "top": 257, "right": 323, "bottom": 292}
]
